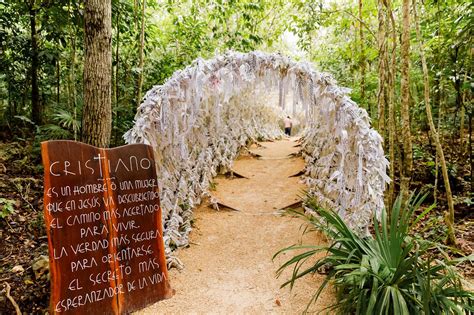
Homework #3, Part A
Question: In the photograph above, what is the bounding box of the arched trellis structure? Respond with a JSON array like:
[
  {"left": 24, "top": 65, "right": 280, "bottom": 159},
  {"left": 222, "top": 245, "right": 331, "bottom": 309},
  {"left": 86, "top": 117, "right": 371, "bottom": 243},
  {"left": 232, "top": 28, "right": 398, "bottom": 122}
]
[{"left": 125, "top": 51, "right": 390, "bottom": 267}]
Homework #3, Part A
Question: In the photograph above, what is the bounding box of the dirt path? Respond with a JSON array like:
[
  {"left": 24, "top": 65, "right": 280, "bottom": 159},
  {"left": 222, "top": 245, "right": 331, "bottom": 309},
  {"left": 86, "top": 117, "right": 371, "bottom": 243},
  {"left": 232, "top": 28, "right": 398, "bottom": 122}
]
[{"left": 137, "top": 139, "right": 333, "bottom": 314}]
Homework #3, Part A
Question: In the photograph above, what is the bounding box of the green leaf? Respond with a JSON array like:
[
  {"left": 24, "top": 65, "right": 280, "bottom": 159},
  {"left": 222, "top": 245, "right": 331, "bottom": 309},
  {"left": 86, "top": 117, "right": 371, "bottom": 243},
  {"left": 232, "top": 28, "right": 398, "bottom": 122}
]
[{"left": 0, "top": 198, "right": 16, "bottom": 219}]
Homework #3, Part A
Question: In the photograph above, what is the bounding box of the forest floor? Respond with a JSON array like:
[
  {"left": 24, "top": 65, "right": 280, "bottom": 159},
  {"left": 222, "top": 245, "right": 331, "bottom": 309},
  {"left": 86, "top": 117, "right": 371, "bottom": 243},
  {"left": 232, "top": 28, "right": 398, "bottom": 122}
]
[
  {"left": 0, "top": 141, "right": 49, "bottom": 314},
  {"left": 137, "top": 138, "right": 334, "bottom": 314}
]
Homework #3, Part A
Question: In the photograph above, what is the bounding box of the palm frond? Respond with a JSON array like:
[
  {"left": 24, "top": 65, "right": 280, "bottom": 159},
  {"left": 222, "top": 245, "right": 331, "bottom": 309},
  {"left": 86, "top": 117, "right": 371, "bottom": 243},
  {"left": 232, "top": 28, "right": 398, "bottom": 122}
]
[{"left": 275, "top": 193, "right": 474, "bottom": 314}]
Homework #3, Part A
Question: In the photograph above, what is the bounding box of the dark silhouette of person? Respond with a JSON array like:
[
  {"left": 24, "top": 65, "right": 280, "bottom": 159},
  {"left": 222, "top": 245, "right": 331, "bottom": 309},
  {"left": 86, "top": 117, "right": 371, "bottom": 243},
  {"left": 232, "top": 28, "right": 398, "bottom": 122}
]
[{"left": 284, "top": 116, "right": 292, "bottom": 136}]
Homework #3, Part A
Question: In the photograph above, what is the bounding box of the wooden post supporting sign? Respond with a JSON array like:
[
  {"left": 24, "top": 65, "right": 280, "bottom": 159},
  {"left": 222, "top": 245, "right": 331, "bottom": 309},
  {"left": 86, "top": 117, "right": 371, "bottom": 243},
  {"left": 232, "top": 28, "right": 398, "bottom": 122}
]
[{"left": 41, "top": 140, "right": 173, "bottom": 314}]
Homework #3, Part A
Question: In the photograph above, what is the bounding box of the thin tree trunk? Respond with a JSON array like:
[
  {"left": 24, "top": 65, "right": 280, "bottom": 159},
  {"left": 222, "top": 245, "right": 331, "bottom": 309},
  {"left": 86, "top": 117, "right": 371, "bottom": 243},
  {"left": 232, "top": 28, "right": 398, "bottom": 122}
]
[
  {"left": 451, "top": 47, "right": 461, "bottom": 146},
  {"left": 56, "top": 59, "right": 60, "bottom": 105},
  {"left": 459, "top": 99, "right": 465, "bottom": 152},
  {"left": 29, "top": 5, "right": 41, "bottom": 125},
  {"left": 22, "top": 83, "right": 27, "bottom": 112},
  {"left": 136, "top": 0, "right": 146, "bottom": 108},
  {"left": 469, "top": 112, "right": 473, "bottom": 193},
  {"left": 434, "top": 87, "right": 444, "bottom": 204},
  {"left": 134, "top": 0, "right": 139, "bottom": 30},
  {"left": 68, "top": 1, "right": 78, "bottom": 140},
  {"left": 82, "top": 0, "right": 112, "bottom": 147},
  {"left": 385, "top": 0, "right": 397, "bottom": 208},
  {"left": 115, "top": 62, "right": 130, "bottom": 145},
  {"left": 434, "top": 76, "right": 441, "bottom": 120},
  {"left": 459, "top": 72, "right": 468, "bottom": 155},
  {"left": 433, "top": 1, "right": 443, "bottom": 203},
  {"left": 114, "top": 11, "right": 120, "bottom": 108},
  {"left": 399, "top": 0, "right": 413, "bottom": 204},
  {"left": 7, "top": 77, "right": 11, "bottom": 119},
  {"left": 7, "top": 75, "right": 15, "bottom": 120},
  {"left": 412, "top": 0, "right": 456, "bottom": 245},
  {"left": 358, "top": 0, "right": 366, "bottom": 114},
  {"left": 71, "top": 37, "right": 78, "bottom": 140},
  {"left": 66, "top": 61, "right": 71, "bottom": 110},
  {"left": 70, "top": 34, "right": 77, "bottom": 109},
  {"left": 377, "top": 0, "right": 387, "bottom": 139},
  {"left": 113, "top": 10, "right": 120, "bottom": 146}
]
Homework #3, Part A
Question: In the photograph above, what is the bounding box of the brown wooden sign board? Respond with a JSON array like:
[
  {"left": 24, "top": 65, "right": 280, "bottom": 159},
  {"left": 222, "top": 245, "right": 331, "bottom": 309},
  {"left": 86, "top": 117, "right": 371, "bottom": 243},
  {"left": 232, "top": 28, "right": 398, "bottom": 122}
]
[{"left": 41, "top": 140, "right": 173, "bottom": 314}]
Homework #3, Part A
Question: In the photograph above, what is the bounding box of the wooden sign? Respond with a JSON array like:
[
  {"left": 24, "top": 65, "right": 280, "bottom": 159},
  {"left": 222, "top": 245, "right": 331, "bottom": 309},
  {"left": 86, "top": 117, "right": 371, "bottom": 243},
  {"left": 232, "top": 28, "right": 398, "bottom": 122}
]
[{"left": 41, "top": 140, "right": 173, "bottom": 314}]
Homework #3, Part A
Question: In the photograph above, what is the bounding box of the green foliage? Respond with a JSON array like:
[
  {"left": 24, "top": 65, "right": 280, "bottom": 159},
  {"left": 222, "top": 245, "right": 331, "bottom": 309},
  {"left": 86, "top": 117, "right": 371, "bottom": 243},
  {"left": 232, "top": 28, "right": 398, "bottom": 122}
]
[
  {"left": 275, "top": 193, "right": 474, "bottom": 314},
  {"left": 0, "top": 198, "right": 16, "bottom": 219},
  {"left": 37, "top": 124, "right": 71, "bottom": 140},
  {"left": 1, "top": 0, "right": 470, "bottom": 152},
  {"left": 37, "top": 107, "right": 80, "bottom": 141},
  {"left": 53, "top": 109, "right": 80, "bottom": 133},
  {"left": 0, "top": 0, "right": 471, "bottom": 145}
]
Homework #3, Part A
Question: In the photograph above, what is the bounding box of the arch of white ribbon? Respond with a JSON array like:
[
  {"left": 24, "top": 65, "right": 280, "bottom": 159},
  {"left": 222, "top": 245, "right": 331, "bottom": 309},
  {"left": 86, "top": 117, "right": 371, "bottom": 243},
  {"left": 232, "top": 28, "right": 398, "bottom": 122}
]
[{"left": 125, "top": 51, "right": 390, "bottom": 267}]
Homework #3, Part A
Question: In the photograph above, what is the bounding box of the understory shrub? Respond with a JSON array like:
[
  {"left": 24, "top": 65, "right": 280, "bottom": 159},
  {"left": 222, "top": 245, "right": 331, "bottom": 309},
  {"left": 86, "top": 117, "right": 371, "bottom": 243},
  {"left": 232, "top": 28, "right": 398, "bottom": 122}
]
[{"left": 275, "top": 193, "right": 474, "bottom": 314}]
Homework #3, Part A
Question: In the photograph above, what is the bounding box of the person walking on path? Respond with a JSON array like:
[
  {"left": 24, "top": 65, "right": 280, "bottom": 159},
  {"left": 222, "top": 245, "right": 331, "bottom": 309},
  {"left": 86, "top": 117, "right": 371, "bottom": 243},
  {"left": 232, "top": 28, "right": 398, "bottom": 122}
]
[{"left": 284, "top": 116, "right": 292, "bottom": 136}]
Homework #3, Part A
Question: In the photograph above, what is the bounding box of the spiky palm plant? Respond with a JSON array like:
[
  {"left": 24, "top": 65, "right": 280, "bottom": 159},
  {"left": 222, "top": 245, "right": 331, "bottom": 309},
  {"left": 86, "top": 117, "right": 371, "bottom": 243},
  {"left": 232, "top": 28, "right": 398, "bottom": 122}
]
[{"left": 274, "top": 192, "right": 474, "bottom": 314}]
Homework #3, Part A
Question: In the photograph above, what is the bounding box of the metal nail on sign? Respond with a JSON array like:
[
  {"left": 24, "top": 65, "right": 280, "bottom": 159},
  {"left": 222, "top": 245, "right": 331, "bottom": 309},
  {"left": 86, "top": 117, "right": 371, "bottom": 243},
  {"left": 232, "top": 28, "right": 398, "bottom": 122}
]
[{"left": 41, "top": 140, "right": 174, "bottom": 314}]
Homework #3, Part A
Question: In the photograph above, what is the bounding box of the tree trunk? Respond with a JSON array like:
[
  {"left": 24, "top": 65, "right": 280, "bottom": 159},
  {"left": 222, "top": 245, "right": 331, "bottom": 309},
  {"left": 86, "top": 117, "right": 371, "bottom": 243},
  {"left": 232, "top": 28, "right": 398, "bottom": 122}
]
[
  {"left": 113, "top": 9, "right": 120, "bottom": 146},
  {"left": 412, "top": 0, "right": 456, "bottom": 245},
  {"left": 459, "top": 72, "right": 468, "bottom": 155},
  {"left": 377, "top": 0, "right": 387, "bottom": 139},
  {"left": 70, "top": 36, "right": 78, "bottom": 140},
  {"left": 7, "top": 75, "right": 15, "bottom": 120},
  {"left": 451, "top": 47, "right": 461, "bottom": 146},
  {"left": 56, "top": 58, "right": 60, "bottom": 105},
  {"left": 358, "top": 0, "right": 366, "bottom": 114},
  {"left": 469, "top": 112, "right": 473, "bottom": 193},
  {"left": 385, "top": 0, "right": 397, "bottom": 208},
  {"left": 433, "top": 2, "right": 443, "bottom": 203},
  {"left": 114, "top": 11, "right": 120, "bottom": 108},
  {"left": 434, "top": 88, "right": 444, "bottom": 204},
  {"left": 68, "top": 1, "right": 78, "bottom": 140},
  {"left": 134, "top": 0, "right": 139, "bottom": 30},
  {"left": 136, "top": 0, "right": 146, "bottom": 108},
  {"left": 459, "top": 99, "right": 465, "bottom": 153},
  {"left": 82, "top": 0, "right": 112, "bottom": 147},
  {"left": 29, "top": 5, "right": 42, "bottom": 125},
  {"left": 399, "top": 0, "right": 413, "bottom": 204},
  {"left": 69, "top": 35, "right": 77, "bottom": 110}
]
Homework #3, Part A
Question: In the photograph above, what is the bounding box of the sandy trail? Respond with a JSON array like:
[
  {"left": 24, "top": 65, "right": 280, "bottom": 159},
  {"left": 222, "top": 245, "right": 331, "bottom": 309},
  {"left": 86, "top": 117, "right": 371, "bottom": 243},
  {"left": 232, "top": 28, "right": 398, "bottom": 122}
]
[{"left": 137, "top": 138, "right": 333, "bottom": 314}]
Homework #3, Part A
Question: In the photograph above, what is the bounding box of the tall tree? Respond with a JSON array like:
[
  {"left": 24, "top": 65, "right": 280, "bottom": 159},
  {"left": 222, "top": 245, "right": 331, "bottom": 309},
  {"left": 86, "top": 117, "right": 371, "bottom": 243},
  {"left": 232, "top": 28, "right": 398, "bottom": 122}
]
[
  {"left": 412, "top": 0, "right": 456, "bottom": 244},
  {"left": 82, "top": 0, "right": 112, "bottom": 147},
  {"left": 68, "top": 1, "right": 78, "bottom": 140},
  {"left": 385, "top": 0, "right": 397, "bottom": 207},
  {"left": 459, "top": 72, "right": 468, "bottom": 155},
  {"left": 377, "top": 0, "right": 387, "bottom": 139},
  {"left": 27, "top": 0, "right": 41, "bottom": 125},
  {"left": 136, "top": 0, "right": 146, "bottom": 108},
  {"left": 358, "top": 0, "right": 366, "bottom": 113},
  {"left": 399, "top": 0, "right": 413, "bottom": 202}
]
